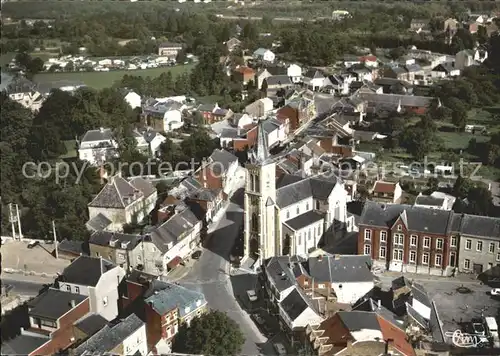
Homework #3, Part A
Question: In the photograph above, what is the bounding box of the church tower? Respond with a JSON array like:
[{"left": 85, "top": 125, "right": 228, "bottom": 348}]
[{"left": 244, "top": 120, "right": 277, "bottom": 264}]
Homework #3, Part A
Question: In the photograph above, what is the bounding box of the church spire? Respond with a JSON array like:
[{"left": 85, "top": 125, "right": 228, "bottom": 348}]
[{"left": 250, "top": 119, "right": 270, "bottom": 164}]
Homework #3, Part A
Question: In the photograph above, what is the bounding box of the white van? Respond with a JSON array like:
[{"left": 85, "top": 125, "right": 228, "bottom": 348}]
[{"left": 484, "top": 316, "right": 499, "bottom": 347}]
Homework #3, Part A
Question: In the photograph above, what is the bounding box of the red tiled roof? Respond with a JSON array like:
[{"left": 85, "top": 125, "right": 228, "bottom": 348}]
[
  {"left": 377, "top": 315, "right": 416, "bottom": 356},
  {"left": 373, "top": 181, "right": 397, "bottom": 194},
  {"left": 236, "top": 66, "right": 255, "bottom": 75},
  {"left": 360, "top": 55, "right": 377, "bottom": 62}
]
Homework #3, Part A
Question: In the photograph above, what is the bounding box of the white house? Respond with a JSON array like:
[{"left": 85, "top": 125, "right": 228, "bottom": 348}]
[
  {"left": 133, "top": 128, "right": 166, "bottom": 157},
  {"left": 124, "top": 91, "right": 142, "bottom": 109},
  {"left": 98, "top": 59, "right": 112, "bottom": 67},
  {"left": 252, "top": 48, "right": 275, "bottom": 62},
  {"left": 279, "top": 287, "right": 323, "bottom": 331},
  {"left": 245, "top": 97, "right": 274, "bottom": 118},
  {"left": 133, "top": 206, "right": 202, "bottom": 275},
  {"left": 58, "top": 255, "right": 126, "bottom": 321},
  {"left": 78, "top": 127, "right": 119, "bottom": 166},
  {"left": 431, "top": 63, "right": 460, "bottom": 78},
  {"left": 142, "top": 99, "right": 186, "bottom": 132},
  {"left": 73, "top": 313, "right": 148, "bottom": 355},
  {"left": 287, "top": 64, "right": 302, "bottom": 83},
  {"left": 303, "top": 69, "right": 331, "bottom": 91},
  {"left": 87, "top": 174, "right": 157, "bottom": 232},
  {"left": 413, "top": 191, "right": 456, "bottom": 210},
  {"left": 455, "top": 49, "right": 488, "bottom": 70}
]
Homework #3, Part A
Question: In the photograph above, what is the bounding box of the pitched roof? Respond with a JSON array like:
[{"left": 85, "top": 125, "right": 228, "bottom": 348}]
[
  {"left": 0, "top": 335, "right": 49, "bottom": 355},
  {"left": 74, "top": 313, "right": 109, "bottom": 336},
  {"left": 89, "top": 231, "right": 142, "bottom": 250},
  {"left": 253, "top": 47, "right": 271, "bottom": 56},
  {"left": 57, "top": 239, "right": 87, "bottom": 256},
  {"left": 150, "top": 207, "right": 201, "bottom": 253},
  {"left": 306, "top": 255, "right": 373, "bottom": 283},
  {"left": 414, "top": 195, "right": 445, "bottom": 207},
  {"left": 86, "top": 213, "right": 113, "bottom": 232},
  {"left": 61, "top": 255, "right": 116, "bottom": 286},
  {"left": 265, "top": 75, "right": 292, "bottom": 86},
  {"left": 280, "top": 287, "right": 319, "bottom": 322},
  {"left": 284, "top": 210, "right": 325, "bottom": 231},
  {"left": 337, "top": 311, "right": 382, "bottom": 340},
  {"left": 28, "top": 288, "right": 87, "bottom": 320},
  {"left": 359, "top": 201, "right": 455, "bottom": 235},
  {"left": 72, "top": 314, "right": 144, "bottom": 355},
  {"left": 81, "top": 128, "right": 114, "bottom": 143},
  {"left": 276, "top": 174, "right": 339, "bottom": 208},
  {"left": 144, "top": 280, "right": 206, "bottom": 317},
  {"left": 208, "top": 149, "right": 238, "bottom": 175},
  {"left": 265, "top": 256, "right": 299, "bottom": 292},
  {"left": 88, "top": 175, "right": 155, "bottom": 209},
  {"left": 372, "top": 181, "right": 398, "bottom": 194},
  {"left": 453, "top": 214, "right": 500, "bottom": 239}
]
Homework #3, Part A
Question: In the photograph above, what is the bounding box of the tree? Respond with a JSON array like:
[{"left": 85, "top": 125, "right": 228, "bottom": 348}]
[
  {"left": 172, "top": 310, "right": 245, "bottom": 356},
  {"left": 426, "top": 177, "right": 439, "bottom": 193},
  {"left": 451, "top": 109, "right": 467, "bottom": 131},
  {"left": 453, "top": 174, "right": 472, "bottom": 199}
]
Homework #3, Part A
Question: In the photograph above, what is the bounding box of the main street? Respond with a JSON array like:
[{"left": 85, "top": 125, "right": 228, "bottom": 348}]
[{"left": 177, "top": 188, "right": 275, "bottom": 355}]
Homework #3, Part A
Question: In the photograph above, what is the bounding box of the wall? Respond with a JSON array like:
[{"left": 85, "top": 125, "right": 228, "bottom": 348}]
[
  {"left": 136, "top": 241, "right": 164, "bottom": 276},
  {"left": 93, "top": 266, "right": 126, "bottom": 320},
  {"left": 145, "top": 303, "right": 163, "bottom": 349},
  {"left": 280, "top": 198, "right": 314, "bottom": 222},
  {"left": 123, "top": 323, "right": 148, "bottom": 356},
  {"left": 295, "top": 221, "right": 323, "bottom": 256},
  {"left": 164, "top": 110, "right": 183, "bottom": 132},
  {"left": 58, "top": 282, "right": 90, "bottom": 296},
  {"left": 88, "top": 206, "right": 126, "bottom": 232},
  {"left": 413, "top": 299, "right": 431, "bottom": 320},
  {"left": 458, "top": 235, "right": 499, "bottom": 273},
  {"left": 332, "top": 281, "right": 374, "bottom": 304}
]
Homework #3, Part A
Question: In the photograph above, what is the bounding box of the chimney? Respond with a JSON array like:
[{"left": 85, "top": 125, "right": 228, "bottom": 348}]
[{"left": 70, "top": 300, "right": 76, "bottom": 308}]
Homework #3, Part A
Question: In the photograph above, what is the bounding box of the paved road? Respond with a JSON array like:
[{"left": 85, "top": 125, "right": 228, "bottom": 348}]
[
  {"left": 178, "top": 189, "right": 273, "bottom": 355},
  {"left": 1, "top": 278, "right": 48, "bottom": 297}
]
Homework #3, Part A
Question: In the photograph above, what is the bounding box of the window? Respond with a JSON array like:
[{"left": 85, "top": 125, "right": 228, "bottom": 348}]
[
  {"left": 410, "top": 235, "right": 417, "bottom": 247},
  {"left": 103, "top": 296, "right": 108, "bottom": 306},
  {"left": 308, "top": 229, "right": 311, "bottom": 241},
  {"left": 423, "top": 237, "right": 430, "bottom": 248},
  {"left": 318, "top": 284, "right": 326, "bottom": 289},
  {"left": 465, "top": 239, "right": 472, "bottom": 250},
  {"left": 380, "top": 231, "right": 387, "bottom": 242},
  {"left": 364, "top": 244, "right": 371, "bottom": 255},
  {"left": 397, "top": 225, "right": 402, "bottom": 231},
  {"left": 364, "top": 229, "right": 372, "bottom": 241},
  {"left": 379, "top": 246, "right": 386, "bottom": 259},
  {"left": 304, "top": 280, "right": 309, "bottom": 286},
  {"left": 497, "top": 253, "right": 500, "bottom": 262},
  {"left": 66, "top": 285, "right": 71, "bottom": 292},
  {"left": 464, "top": 259, "right": 471, "bottom": 270},
  {"left": 393, "top": 233, "right": 404, "bottom": 245},
  {"left": 316, "top": 200, "right": 320, "bottom": 209},
  {"left": 296, "top": 206, "right": 300, "bottom": 215},
  {"left": 477, "top": 241, "right": 483, "bottom": 252},
  {"left": 286, "top": 211, "right": 290, "bottom": 219},
  {"left": 393, "top": 249, "right": 403, "bottom": 261},
  {"left": 409, "top": 250, "right": 416, "bottom": 263},
  {"left": 250, "top": 174, "right": 255, "bottom": 191},
  {"left": 422, "top": 253, "right": 429, "bottom": 265},
  {"left": 255, "top": 175, "right": 260, "bottom": 193},
  {"left": 451, "top": 236, "right": 457, "bottom": 247},
  {"left": 40, "top": 319, "right": 57, "bottom": 328},
  {"left": 435, "top": 254, "right": 442, "bottom": 267},
  {"left": 75, "top": 286, "right": 80, "bottom": 294},
  {"left": 489, "top": 242, "right": 495, "bottom": 253},
  {"left": 436, "top": 238, "right": 443, "bottom": 250},
  {"left": 306, "top": 203, "right": 309, "bottom": 210},
  {"left": 298, "top": 233, "right": 301, "bottom": 245},
  {"left": 317, "top": 225, "right": 321, "bottom": 236}
]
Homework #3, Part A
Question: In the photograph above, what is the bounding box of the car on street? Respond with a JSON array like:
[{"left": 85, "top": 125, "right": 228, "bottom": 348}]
[
  {"left": 247, "top": 289, "right": 258, "bottom": 302},
  {"left": 27, "top": 240, "right": 40, "bottom": 249},
  {"left": 472, "top": 322, "right": 486, "bottom": 336},
  {"left": 273, "top": 343, "right": 287, "bottom": 356},
  {"left": 252, "top": 314, "right": 265, "bottom": 325},
  {"left": 491, "top": 288, "right": 500, "bottom": 296}
]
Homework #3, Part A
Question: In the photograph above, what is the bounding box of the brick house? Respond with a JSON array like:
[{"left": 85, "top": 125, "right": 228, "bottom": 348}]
[
  {"left": 196, "top": 103, "right": 233, "bottom": 124},
  {"left": 195, "top": 149, "right": 239, "bottom": 200},
  {"left": 358, "top": 202, "right": 457, "bottom": 276},
  {"left": 370, "top": 181, "right": 403, "bottom": 204},
  {"left": 186, "top": 188, "right": 224, "bottom": 223},
  {"left": 1, "top": 289, "right": 91, "bottom": 355},
  {"left": 233, "top": 66, "right": 256, "bottom": 85}
]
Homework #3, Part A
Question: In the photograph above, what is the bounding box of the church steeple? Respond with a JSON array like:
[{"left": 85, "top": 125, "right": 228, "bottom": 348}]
[{"left": 250, "top": 119, "right": 270, "bottom": 165}]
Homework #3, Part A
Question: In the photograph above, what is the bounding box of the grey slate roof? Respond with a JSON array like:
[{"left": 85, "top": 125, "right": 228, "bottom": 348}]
[
  {"left": 285, "top": 210, "right": 325, "bottom": 231},
  {"left": 28, "top": 288, "right": 87, "bottom": 320},
  {"left": 74, "top": 313, "right": 109, "bottom": 336},
  {"left": 414, "top": 195, "right": 445, "bottom": 207},
  {"left": 411, "top": 282, "right": 432, "bottom": 309},
  {"left": 61, "top": 255, "right": 116, "bottom": 286},
  {"left": 0, "top": 335, "right": 48, "bottom": 355},
  {"left": 88, "top": 176, "right": 155, "bottom": 209},
  {"left": 144, "top": 280, "right": 206, "bottom": 317},
  {"left": 337, "top": 310, "right": 381, "bottom": 333},
  {"left": 86, "top": 213, "right": 113, "bottom": 232},
  {"left": 357, "top": 92, "right": 433, "bottom": 108},
  {"left": 405, "top": 64, "right": 422, "bottom": 73},
  {"left": 453, "top": 214, "right": 500, "bottom": 240},
  {"left": 73, "top": 314, "right": 144, "bottom": 356},
  {"left": 280, "top": 287, "right": 317, "bottom": 321},
  {"left": 265, "top": 75, "right": 292, "bottom": 86},
  {"left": 304, "top": 69, "right": 325, "bottom": 79},
  {"left": 57, "top": 238, "right": 87, "bottom": 256},
  {"left": 81, "top": 128, "right": 114, "bottom": 143},
  {"left": 433, "top": 63, "right": 455, "bottom": 73},
  {"left": 359, "top": 201, "right": 455, "bottom": 235},
  {"left": 90, "top": 231, "right": 142, "bottom": 250},
  {"left": 307, "top": 255, "right": 373, "bottom": 283},
  {"left": 265, "top": 256, "right": 297, "bottom": 292},
  {"left": 221, "top": 128, "right": 240, "bottom": 138},
  {"left": 150, "top": 207, "right": 201, "bottom": 253},
  {"left": 276, "top": 174, "right": 339, "bottom": 208},
  {"left": 208, "top": 149, "right": 238, "bottom": 175}
]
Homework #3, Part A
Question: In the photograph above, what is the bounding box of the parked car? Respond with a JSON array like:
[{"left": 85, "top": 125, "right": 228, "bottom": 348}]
[
  {"left": 472, "top": 322, "right": 486, "bottom": 336},
  {"left": 491, "top": 288, "right": 500, "bottom": 296},
  {"left": 252, "top": 314, "right": 265, "bottom": 325},
  {"left": 27, "top": 240, "right": 40, "bottom": 249},
  {"left": 273, "top": 343, "right": 287, "bottom": 356},
  {"left": 247, "top": 289, "right": 258, "bottom": 302}
]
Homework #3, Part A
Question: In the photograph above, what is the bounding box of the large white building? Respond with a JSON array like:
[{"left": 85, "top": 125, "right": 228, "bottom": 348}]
[{"left": 243, "top": 121, "right": 351, "bottom": 264}]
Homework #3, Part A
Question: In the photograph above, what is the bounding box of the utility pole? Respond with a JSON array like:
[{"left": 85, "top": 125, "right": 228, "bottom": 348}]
[
  {"left": 52, "top": 220, "right": 58, "bottom": 259},
  {"left": 8, "top": 203, "right": 17, "bottom": 239},
  {"left": 16, "top": 204, "right": 23, "bottom": 239}
]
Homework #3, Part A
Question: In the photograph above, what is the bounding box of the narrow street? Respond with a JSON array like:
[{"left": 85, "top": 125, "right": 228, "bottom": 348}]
[{"left": 177, "top": 188, "right": 273, "bottom": 355}]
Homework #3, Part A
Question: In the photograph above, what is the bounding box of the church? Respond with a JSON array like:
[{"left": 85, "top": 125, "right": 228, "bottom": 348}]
[{"left": 243, "top": 121, "right": 352, "bottom": 265}]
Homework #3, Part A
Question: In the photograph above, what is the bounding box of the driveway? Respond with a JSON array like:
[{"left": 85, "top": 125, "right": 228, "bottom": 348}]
[{"left": 177, "top": 189, "right": 273, "bottom": 355}]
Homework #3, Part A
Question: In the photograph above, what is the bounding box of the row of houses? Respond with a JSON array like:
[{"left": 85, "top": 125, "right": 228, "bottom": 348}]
[{"left": 1, "top": 255, "right": 208, "bottom": 355}]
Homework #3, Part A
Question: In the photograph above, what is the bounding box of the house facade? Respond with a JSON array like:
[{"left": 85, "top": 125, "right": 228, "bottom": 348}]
[
  {"left": 370, "top": 181, "right": 403, "bottom": 204},
  {"left": 197, "top": 103, "right": 232, "bottom": 124},
  {"left": 142, "top": 99, "right": 185, "bottom": 132},
  {"left": 133, "top": 128, "right": 166, "bottom": 157},
  {"left": 89, "top": 231, "right": 142, "bottom": 270},
  {"left": 253, "top": 48, "right": 275, "bottom": 62},
  {"left": 158, "top": 42, "right": 183, "bottom": 59},
  {"left": 245, "top": 98, "right": 274, "bottom": 118}
]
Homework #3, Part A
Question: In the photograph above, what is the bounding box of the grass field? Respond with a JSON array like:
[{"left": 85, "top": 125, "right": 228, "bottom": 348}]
[{"left": 33, "top": 64, "right": 195, "bottom": 90}]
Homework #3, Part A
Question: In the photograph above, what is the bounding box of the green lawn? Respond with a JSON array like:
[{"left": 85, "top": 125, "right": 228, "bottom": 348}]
[
  {"left": 439, "top": 131, "right": 490, "bottom": 150},
  {"left": 59, "top": 140, "right": 77, "bottom": 159},
  {"left": 33, "top": 64, "right": 195, "bottom": 90}
]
